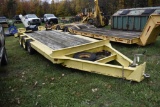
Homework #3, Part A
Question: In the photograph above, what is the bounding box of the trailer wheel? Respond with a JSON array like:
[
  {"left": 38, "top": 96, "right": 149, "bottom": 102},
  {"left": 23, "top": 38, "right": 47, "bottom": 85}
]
[
  {"left": 56, "top": 25, "right": 61, "bottom": 30},
  {"left": 26, "top": 39, "right": 35, "bottom": 54},
  {"left": 21, "top": 37, "right": 28, "bottom": 50},
  {"left": 73, "top": 52, "right": 96, "bottom": 61},
  {"left": 1, "top": 48, "right": 8, "bottom": 66},
  {"left": 63, "top": 27, "right": 69, "bottom": 32},
  {"left": 96, "top": 50, "right": 111, "bottom": 60},
  {"left": 88, "top": 19, "right": 94, "bottom": 25}
]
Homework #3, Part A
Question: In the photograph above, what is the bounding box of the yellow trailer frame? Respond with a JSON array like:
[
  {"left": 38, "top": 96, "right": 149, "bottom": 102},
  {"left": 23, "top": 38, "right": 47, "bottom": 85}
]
[{"left": 17, "top": 29, "right": 148, "bottom": 82}]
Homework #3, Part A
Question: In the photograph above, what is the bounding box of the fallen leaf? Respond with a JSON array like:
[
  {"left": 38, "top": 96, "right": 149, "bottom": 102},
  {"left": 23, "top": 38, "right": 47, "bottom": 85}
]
[
  {"left": 35, "top": 102, "right": 38, "bottom": 105},
  {"left": 107, "top": 85, "right": 112, "bottom": 89},
  {"left": 37, "top": 95, "right": 41, "bottom": 97},
  {"left": 16, "top": 98, "right": 20, "bottom": 104},
  {"left": 51, "top": 77, "right": 54, "bottom": 81},
  {"left": 34, "top": 81, "right": 38, "bottom": 86},
  {"left": 92, "top": 88, "right": 98, "bottom": 92},
  {"left": 22, "top": 72, "right": 25, "bottom": 75},
  {"left": 11, "top": 89, "right": 14, "bottom": 92}
]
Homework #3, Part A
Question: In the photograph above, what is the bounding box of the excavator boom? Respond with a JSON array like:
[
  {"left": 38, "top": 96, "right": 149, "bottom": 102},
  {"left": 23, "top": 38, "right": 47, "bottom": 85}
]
[
  {"left": 81, "top": 0, "right": 109, "bottom": 27},
  {"left": 94, "top": 0, "right": 109, "bottom": 27}
]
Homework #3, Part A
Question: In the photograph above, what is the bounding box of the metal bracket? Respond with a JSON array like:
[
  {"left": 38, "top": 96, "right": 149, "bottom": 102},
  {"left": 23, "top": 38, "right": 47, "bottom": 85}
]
[{"left": 130, "top": 51, "right": 146, "bottom": 67}]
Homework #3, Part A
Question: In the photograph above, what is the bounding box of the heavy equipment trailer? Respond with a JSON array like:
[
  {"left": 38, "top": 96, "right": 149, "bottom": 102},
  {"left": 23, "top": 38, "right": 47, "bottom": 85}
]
[
  {"left": 17, "top": 28, "right": 149, "bottom": 82},
  {"left": 54, "top": 14, "right": 160, "bottom": 46}
]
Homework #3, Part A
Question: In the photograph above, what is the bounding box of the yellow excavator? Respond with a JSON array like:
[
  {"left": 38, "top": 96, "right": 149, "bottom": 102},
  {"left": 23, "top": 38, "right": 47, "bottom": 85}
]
[{"left": 82, "top": 0, "right": 109, "bottom": 27}]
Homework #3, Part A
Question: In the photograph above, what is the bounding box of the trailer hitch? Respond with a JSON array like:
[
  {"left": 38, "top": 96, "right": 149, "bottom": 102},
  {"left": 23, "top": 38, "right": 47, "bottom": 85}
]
[
  {"left": 129, "top": 51, "right": 150, "bottom": 78},
  {"left": 130, "top": 51, "right": 146, "bottom": 67}
]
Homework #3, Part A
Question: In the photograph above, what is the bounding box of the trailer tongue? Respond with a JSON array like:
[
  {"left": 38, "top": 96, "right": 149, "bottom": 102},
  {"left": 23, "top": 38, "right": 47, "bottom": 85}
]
[{"left": 17, "top": 28, "right": 149, "bottom": 82}]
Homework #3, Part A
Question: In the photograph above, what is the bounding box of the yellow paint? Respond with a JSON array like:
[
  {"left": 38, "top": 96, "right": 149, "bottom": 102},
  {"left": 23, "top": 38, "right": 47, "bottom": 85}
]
[
  {"left": 138, "top": 14, "right": 160, "bottom": 46},
  {"left": 58, "top": 14, "right": 160, "bottom": 46},
  {"left": 18, "top": 31, "right": 148, "bottom": 82}
]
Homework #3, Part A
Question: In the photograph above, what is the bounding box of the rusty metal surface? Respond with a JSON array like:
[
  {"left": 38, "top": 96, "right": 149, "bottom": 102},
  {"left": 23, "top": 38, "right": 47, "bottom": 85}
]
[
  {"left": 72, "top": 27, "right": 141, "bottom": 39},
  {"left": 26, "top": 30, "right": 92, "bottom": 50}
]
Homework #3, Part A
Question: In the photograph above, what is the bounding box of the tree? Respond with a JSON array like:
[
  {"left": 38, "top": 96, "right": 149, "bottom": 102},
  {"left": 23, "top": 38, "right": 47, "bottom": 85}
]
[
  {"left": 7, "top": 0, "right": 16, "bottom": 17},
  {"left": 16, "top": 0, "right": 23, "bottom": 15},
  {"left": 1, "top": 0, "right": 159, "bottom": 18},
  {"left": 42, "top": 1, "right": 50, "bottom": 15}
]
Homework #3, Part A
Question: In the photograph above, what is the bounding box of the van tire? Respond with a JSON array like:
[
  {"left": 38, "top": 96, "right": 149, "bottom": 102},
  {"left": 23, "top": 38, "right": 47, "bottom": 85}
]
[{"left": 1, "top": 48, "right": 8, "bottom": 66}]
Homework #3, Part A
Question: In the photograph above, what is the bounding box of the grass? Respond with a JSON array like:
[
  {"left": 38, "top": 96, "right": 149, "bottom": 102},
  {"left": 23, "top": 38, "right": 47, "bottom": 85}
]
[{"left": 0, "top": 24, "right": 160, "bottom": 107}]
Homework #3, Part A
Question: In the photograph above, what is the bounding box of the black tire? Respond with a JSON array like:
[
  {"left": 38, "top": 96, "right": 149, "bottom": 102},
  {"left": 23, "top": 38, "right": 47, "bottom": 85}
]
[
  {"left": 96, "top": 50, "right": 111, "bottom": 60},
  {"left": 104, "top": 17, "right": 109, "bottom": 26},
  {"left": 88, "top": 19, "right": 94, "bottom": 25},
  {"left": 26, "top": 39, "right": 35, "bottom": 55},
  {"left": 93, "top": 17, "right": 107, "bottom": 28},
  {"left": 73, "top": 52, "right": 96, "bottom": 61},
  {"left": 63, "top": 27, "right": 69, "bottom": 32},
  {"left": 56, "top": 25, "right": 61, "bottom": 30},
  {"left": 1, "top": 48, "right": 8, "bottom": 66},
  {"left": 93, "top": 17, "right": 101, "bottom": 28}
]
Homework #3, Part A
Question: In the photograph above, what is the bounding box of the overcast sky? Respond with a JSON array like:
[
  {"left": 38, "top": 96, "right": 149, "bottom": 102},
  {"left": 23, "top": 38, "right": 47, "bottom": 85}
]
[
  {"left": 23, "top": 0, "right": 62, "bottom": 4},
  {"left": 41, "top": 0, "right": 61, "bottom": 4},
  {"left": 41, "top": 0, "right": 52, "bottom": 3}
]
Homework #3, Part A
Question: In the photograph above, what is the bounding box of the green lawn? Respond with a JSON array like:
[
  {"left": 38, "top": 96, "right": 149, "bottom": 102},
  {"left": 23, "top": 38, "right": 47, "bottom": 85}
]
[{"left": 0, "top": 24, "right": 160, "bottom": 107}]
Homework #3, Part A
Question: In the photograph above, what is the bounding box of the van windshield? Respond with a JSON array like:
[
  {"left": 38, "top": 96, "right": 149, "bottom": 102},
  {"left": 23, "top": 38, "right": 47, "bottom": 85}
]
[
  {"left": 46, "top": 14, "right": 55, "bottom": 17},
  {"left": 28, "top": 14, "right": 37, "bottom": 18},
  {"left": 0, "top": 17, "right": 6, "bottom": 19}
]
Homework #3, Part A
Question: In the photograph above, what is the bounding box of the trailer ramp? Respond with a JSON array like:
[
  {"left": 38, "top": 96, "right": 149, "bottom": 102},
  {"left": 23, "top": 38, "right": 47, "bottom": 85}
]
[
  {"left": 18, "top": 30, "right": 148, "bottom": 82},
  {"left": 138, "top": 14, "right": 160, "bottom": 46}
]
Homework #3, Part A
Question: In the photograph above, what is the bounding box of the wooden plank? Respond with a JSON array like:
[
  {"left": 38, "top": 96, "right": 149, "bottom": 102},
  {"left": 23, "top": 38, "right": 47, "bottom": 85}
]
[
  {"left": 26, "top": 30, "right": 93, "bottom": 50},
  {"left": 74, "top": 28, "right": 141, "bottom": 39}
]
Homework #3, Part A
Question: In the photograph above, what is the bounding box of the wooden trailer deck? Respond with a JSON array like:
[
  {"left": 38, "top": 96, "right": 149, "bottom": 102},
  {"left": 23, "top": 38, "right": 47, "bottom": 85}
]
[
  {"left": 27, "top": 30, "right": 96, "bottom": 50},
  {"left": 71, "top": 27, "right": 141, "bottom": 39},
  {"left": 56, "top": 14, "right": 160, "bottom": 46},
  {"left": 69, "top": 26, "right": 141, "bottom": 44}
]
